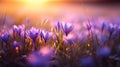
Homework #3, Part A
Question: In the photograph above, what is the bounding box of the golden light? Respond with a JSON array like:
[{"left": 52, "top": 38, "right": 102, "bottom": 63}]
[{"left": 21, "top": 0, "right": 50, "bottom": 6}]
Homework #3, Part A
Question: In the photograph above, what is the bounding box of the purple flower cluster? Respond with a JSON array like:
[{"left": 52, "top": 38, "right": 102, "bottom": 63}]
[
  {"left": 13, "top": 24, "right": 25, "bottom": 36},
  {"left": 40, "top": 30, "right": 53, "bottom": 43},
  {"left": 55, "top": 22, "right": 74, "bottom": 36},
  {"left": 0, "top": 33, "right": 10, "bottom": 43},
  {"left": 26, "top": 27, "right": 39, "bottom": 42}
]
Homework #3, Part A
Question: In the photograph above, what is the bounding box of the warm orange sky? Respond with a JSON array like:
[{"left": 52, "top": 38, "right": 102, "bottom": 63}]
[
  {"left": 0, "top": 0, "right": 120, "bottom": 26},
  {"left": 1, "top": 0, "right": 118, "bottom": 4},
  {"left": 0, "top": 0, "right": 120, "bottom": 6}
]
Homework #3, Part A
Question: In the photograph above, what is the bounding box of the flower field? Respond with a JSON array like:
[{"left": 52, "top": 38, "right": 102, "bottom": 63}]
[{"left": 0, "top": 17, "right": 120, "bottom": 67}]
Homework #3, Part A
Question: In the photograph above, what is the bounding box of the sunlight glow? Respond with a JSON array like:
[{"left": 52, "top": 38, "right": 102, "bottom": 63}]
[{"left": 22, "top": 0, "right": 50, "bottom": 6}]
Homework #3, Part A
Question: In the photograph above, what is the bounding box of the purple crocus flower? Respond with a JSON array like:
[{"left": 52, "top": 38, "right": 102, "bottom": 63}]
[
  {"left": 61, "top": 23, "right": 74, "bottom": 36},
  {"left": 96, "top": 46, "right": 111, "bottom": 58},
  {"left": 27, "top": 27, "right": 39, "bottom": 42},
  {"left": 86, "top": 23, "right": 91, "bottom": 31},
  {"left": 0, "top": 33, "right": 10, "bottom": 43},
  {"left": 27, "top": 46, "right": 54, "bottom": 67},
  {"left": 107, "top": 24, "right": 117, "bottom": 35},
  {"left": 55, "top": 21, "right": 62, "bottom": 31},
  {"left": 27, "top": 27, "right": 39, "bottom": 50},
  {"left": 40, "top": 30, "right": 53, "bottom": 43},
  {"left": 38, "top": 30, "right": 43, "bottom": 38},
  {"left": 13, "top": 24, "right": 25, "bottom": 35},
  {"left": 79, "top": 56, "right": 96, "bottom": 67},
  {"left": 101, "top": 23, "right": 106, "bottom": 32},
  {"left": 12, "top": 41, "right": 21, "bottom": 48}
]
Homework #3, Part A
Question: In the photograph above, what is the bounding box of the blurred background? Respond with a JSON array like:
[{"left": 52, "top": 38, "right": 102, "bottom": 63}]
[{"left": 0, "top": 0, "right": 120, "bottom": 26}]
